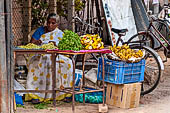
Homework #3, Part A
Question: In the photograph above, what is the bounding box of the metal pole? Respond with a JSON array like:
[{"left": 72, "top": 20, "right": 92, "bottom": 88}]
[
  {"left": 71, "top": 56, "right": 76, "bottom": 113},
  {"left": 5, "top": 0, "right": 14, "bottom": 112},
  {"left": 0, "top": 0, "right": 13, "bottom": 112},
  {"left": 82, "top": 54, "right": 86, "bottom": 104},
  {"left": 52, "top": 53, "right": 57, "bottom": 106}
]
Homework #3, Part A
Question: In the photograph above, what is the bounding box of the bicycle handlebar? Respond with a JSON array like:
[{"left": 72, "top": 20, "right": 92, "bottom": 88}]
[
  {"left": 149, "top": 15, "right": 158, "bottom": 21},
  {"left": 72, "top": 16, "right": 103, "bottom": 31},
  {"left": 150, "top": 14, "right": 170, "bottom": 24}
]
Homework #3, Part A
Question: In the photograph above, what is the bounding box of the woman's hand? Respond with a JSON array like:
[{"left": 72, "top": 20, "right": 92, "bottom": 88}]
[
  {"left": 49, "top": 41, "right": 56, "bottom": 46},
  {"left": 30, "top": 38, "right": 42, "bottom": 45}
]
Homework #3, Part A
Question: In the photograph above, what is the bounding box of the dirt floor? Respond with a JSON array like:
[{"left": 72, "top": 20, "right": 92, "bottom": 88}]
[{"left": 15, "top": 51, "right": 170, "bottom": 113}]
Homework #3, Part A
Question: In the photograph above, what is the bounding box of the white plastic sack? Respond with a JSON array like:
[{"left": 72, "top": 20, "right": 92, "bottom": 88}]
[
  {"left": 14, "top": 79, "right": 26, "bottom": 96},
  {"left": 85, "top": 68, "right": 98, "bottom": 83}
]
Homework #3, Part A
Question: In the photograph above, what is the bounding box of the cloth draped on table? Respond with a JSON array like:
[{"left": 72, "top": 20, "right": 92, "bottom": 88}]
[{"left": 25, "top": 28, "right": 73, "bottom": 102}]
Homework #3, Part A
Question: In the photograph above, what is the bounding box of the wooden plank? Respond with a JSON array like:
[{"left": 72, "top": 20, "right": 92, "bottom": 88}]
[{"left": 106, "top": 83, "right": 111, "bottom": 104}]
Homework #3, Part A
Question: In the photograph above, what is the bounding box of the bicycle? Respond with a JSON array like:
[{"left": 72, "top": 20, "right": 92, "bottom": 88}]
[
  {"left": 118, "top": 14, "right": 170, "bottom": 95},
  {"left": 111, "top": 27, "right": 163, "bottom": 95},
  {"left": 73, "top": 15, "right": 163, "bottom": 95}
]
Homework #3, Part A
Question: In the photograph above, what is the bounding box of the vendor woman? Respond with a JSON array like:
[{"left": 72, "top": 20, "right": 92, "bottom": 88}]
[{"left": 25, "top": 13, "right": 73, "bottom": 103}]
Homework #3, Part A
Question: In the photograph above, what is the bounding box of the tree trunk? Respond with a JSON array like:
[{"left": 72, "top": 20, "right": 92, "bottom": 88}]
[
  {"left": 67, "top": 0, "right": 75, "bottom": 31},
  {"left": 49, "top": 0, "right": 56, "bottom": 14}
]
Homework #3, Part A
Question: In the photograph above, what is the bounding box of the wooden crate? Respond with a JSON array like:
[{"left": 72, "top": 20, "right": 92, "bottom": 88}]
[{"left": 106, "top": 83, "right": 141, "bottom": 108}]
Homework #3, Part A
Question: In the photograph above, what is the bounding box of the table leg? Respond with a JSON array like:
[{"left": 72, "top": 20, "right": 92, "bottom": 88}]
[
  {"left": 13, "top": 52, "right": 16, "bottom": 112},
  {"left": 82, "top": 54, "right": 86, "bottom": 104},
  {"left": 52, "top": 53, "right": 57, "bottom": 106},
  {"left": 101, "top": 53, "right": 105, "bottom": 106},
  {"left": 71, "top": 56, "right": 76, "bottom": 113}
]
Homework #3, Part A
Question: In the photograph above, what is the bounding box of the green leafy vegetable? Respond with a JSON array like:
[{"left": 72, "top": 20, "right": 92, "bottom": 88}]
[
  {"left": 58, "top": 30, "right": 83, "bottom": 51},
  {"left": 34, "top": 102, "right": 48, "bottom": 109}
]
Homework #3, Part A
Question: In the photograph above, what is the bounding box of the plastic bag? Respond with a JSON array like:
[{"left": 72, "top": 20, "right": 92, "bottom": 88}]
[
  {"left": 85, "top": 68, "right": 98, "bottom": 83},
  {"left": 14, "top": 92, "right": 24, "bottom": 105},
  {"left": 75, "top": 69, "right": 82, "bottom": 86},
  {"left": 14, "top": 79, "right": 26, "bottom": 96}
]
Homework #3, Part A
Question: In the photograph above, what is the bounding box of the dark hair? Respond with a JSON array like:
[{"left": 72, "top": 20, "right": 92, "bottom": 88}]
[{"left": 47, "top": 13, "right": 56, "bottom": 21}]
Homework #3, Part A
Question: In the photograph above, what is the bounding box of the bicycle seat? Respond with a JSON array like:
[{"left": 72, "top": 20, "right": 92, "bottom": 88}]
[{"left": 111, "top": 28, "right": 128, "bottom": 36}]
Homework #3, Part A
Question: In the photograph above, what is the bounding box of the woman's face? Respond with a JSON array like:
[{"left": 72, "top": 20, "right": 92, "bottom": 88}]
[{"left": 47, "top": 18, "right": 57, "bottom": 32}]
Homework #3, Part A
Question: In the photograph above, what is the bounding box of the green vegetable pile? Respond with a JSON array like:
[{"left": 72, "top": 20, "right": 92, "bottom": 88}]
[{"left": 58, "top": 30, "right": 83, "bottom": 51}]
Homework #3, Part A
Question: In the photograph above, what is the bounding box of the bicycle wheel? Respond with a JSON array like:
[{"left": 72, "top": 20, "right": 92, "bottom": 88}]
[
  {"left": 130, "top": 45, "right": 161, "bottom": 95},
  {"left": 126, "top": 31, "right": 155, "bottom": 49}
]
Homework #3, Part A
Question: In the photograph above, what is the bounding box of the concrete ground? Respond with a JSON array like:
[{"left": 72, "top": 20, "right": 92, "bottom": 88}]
[{"left": 16, "top": 51, "right": 170, "bottom": 113}]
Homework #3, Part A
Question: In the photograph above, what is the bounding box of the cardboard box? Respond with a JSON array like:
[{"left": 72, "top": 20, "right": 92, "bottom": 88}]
[{"left": 106, "top": 83, "right": 141, "bottom": 108}]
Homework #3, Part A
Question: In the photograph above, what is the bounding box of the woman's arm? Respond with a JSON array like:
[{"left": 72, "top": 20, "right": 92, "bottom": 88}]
[
  {"left": 30, "top": 26, "right": 45, "bottom": 45},
  {"left": 30, "top": 37, "right": 42, "bottom": 45}
]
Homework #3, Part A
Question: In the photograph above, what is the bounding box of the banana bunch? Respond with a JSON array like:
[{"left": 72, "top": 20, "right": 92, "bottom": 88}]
[
  {"left": 18, "top": 43, "right": 41, "bottom": 49},
  {"left": 41, "top": 42, "right": 58, "bottom": 50},
  {"left": 109, "top": 44, "right": 143, "bottom": 61},
  {"left": 80, "top": 34, "right": 104, "bottom": 50},
  {"left": 17, "top": 42, "right": 58, "bottom": 50}
]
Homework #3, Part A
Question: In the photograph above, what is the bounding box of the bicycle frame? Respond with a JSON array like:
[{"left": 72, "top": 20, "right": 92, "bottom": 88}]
[
  {"left": 148, "top": 20, "right": 170, "bottom": 51},
  {"left": 126, "top": 16, "right": 170, "bottom": 62}
]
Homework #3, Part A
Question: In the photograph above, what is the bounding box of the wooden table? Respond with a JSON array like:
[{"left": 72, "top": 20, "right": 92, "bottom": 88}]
[{"left": 13, "top": 49, "right": 111, "bottom": 113}]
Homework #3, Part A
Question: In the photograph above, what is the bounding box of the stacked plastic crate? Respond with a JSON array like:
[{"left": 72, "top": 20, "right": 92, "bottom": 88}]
[{"left": 97, "top": 58, "right": 145, "bottom": 108}]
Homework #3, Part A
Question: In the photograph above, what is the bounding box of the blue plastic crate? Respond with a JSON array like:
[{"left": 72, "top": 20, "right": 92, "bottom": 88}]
[{"left": 97, "top": 58, "right": 145, "bottom": 84}]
